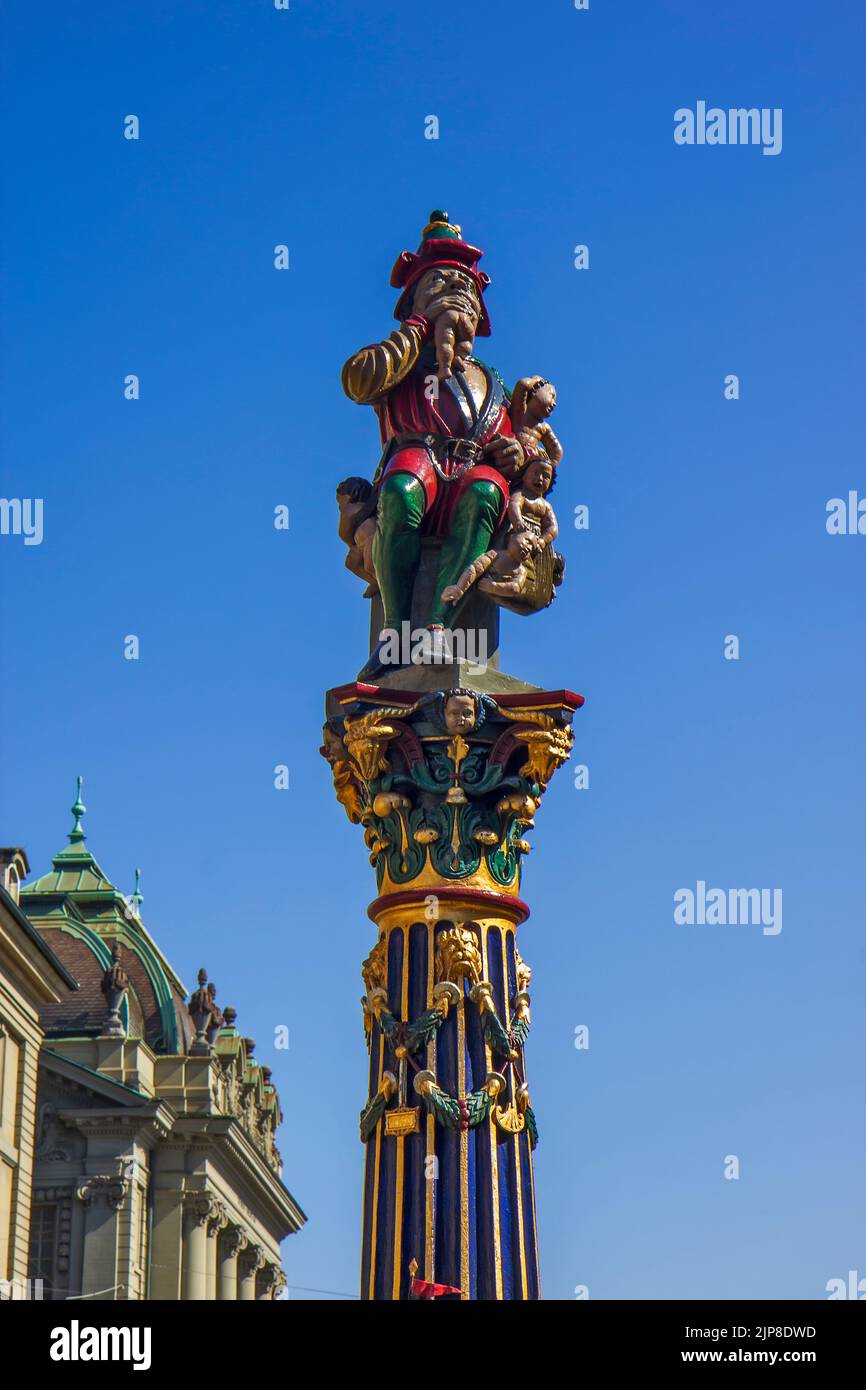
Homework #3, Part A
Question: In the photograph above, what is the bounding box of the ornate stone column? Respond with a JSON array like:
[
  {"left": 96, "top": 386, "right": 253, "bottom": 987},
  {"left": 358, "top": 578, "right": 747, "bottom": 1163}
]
[
  {"left": 75, "top": 1174, "right": 129, "bottom": 1301},
  {"left": 237, "top": 1244, "right": 264, "bottom": 1301},
  {"left": 323, "top": 683, "right": 581, "bottom": 1299},
  {"left": 206, "top": 1201, "right": 227, "bottom": 1301},
  {"left": 218, "top": 1226, "right": 246, "bottom": 1300},
  {"left": 182, "top": 1193, "right": 213, "bottom": 1301}
]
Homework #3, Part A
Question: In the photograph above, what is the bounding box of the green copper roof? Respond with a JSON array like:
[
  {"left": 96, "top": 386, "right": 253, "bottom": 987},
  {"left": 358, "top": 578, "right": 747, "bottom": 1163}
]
[
  {"left": 25, "top": 776, "right": 115, "bottom": 895},
  {"left": 22, "top": 778, "right": 189, "bottom": 1053}
]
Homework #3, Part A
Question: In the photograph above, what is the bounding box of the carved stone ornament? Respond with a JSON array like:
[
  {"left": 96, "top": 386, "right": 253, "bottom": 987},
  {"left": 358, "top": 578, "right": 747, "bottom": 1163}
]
[
  {"left": 435, "top": 923, "right": 482, "bottom": 985},
  {"left": 223, "top": 1226, "right": 248, "bottom": 1260},
  {"left": 100, "top": 940, "right": 129, "bottom": 1037},
  {"left": 321, "top": 687, "right": 578, "bottom": 900},
  {"left": 515, "top": 947, "right": 532, "bottom": 993},
  {"left": 384, "top": 1106, "right": 421, "bottom": 1138},
  {"left": 361, "top": 933, "right": 387, "bottom": 994},
  {"left": 321, "top": 723, "right": 365, "bottom": 824},
  {"left": 207, "top": 1200, "right": 229, "bottom": 1237},
  {"left": 183, "top": 1191, "right": 219, "bottom": 1227},
  {"left": 75, "top": 1175, "right": 129, "bottom": 1210},
  {"left": 497, "top": 708, "right": 574, "bottom": 794},
  {"left": 258, "top": 1264, "right": 284, "bottom": 1297},
  {"left": 343, "top": 706, "right": 413, "bottom": 781},
  {"left": 239, "top": 1244, "right": 267, "bottom": 1277}
]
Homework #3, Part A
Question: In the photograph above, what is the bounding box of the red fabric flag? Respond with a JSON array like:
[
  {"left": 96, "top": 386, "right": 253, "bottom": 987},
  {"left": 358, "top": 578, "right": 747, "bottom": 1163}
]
[{"left": 409, "top": 1276, "right": 463, "bottom": 1300}]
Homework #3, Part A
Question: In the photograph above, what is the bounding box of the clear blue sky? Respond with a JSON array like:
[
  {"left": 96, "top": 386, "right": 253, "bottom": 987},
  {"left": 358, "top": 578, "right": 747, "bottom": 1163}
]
[{"left": 1, "top": 0, "right": 863, "bottom": 1300}]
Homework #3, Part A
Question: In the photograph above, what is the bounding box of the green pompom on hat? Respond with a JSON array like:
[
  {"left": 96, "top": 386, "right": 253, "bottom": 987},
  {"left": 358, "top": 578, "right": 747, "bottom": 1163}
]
[{"left": 421, "top": 210, "right": 463, "bottom": 241}]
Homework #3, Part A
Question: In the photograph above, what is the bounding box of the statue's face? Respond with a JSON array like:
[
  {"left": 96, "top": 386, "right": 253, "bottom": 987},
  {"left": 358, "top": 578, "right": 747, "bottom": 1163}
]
[
  {"left": 322, "top": 725, "right": 347, "bottom": 762},
  {"left": 508, "top": 532, "right": 534, "bottom": 561},
  {"left": 531, "top": 381, "right": 557, "bottom": 418},
  {"left": 525, "top": 459, "right": 553, "bottom": 495},
  {"left": 448, "top": 928, "right": 480, "bottom": 976},
  {"left": 413, "top": 268, "right": 481, "bottom": 332},
  {"left": 436, "top": 923, "right": 482, "bottom": 984},
  {"left": 444, "top": 694, "right": 477, "bottom": 734}
]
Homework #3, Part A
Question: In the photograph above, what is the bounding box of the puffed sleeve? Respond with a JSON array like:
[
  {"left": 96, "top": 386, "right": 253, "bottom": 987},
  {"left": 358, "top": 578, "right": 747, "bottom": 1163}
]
[{"left": 341, "top": 316, "right": 430, "bottom": 405}]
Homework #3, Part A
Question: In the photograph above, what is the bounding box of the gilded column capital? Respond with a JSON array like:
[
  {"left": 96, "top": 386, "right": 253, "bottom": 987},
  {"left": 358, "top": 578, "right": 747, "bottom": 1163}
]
[{"left": 321, "top": 687, "right": 580, "bottom": 899}]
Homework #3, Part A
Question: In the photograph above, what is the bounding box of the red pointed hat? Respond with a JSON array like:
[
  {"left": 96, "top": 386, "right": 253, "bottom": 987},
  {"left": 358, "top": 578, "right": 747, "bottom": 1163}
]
[{"left": 390, "top": 211, "right": 492, "bottom": 336}]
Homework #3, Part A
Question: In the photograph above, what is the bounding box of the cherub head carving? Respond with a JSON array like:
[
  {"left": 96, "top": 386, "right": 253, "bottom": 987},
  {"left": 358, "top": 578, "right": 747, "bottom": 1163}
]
[
  {"left": 444, "top": 690, "right": 478, "bottom": 734},
  {"left": 427, "top": 687, "right": 496, "bottom": 735}
]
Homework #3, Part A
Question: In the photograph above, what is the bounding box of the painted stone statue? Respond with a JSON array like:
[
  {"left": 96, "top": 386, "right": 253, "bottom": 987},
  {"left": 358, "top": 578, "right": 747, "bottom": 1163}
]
[
  {"left": 324, "top": 211, "right": 584, "bottom": 1301},
  {"left": 340, "top": 212, "right": 565, "bottom": 678}
]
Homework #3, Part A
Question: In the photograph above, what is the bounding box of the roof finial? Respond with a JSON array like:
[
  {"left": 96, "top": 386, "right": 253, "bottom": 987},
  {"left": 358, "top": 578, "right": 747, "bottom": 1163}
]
[
  {"left": 69, "top": 775, "right": 86, "bottom": 845},
  {"left": 130, "top": 867, "right": 144, "bottom": 915}
]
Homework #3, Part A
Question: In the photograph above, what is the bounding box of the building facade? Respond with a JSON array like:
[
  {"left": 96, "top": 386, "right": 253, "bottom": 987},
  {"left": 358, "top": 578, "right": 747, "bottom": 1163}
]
[
  {"left": 2, "top": 785, "right": 305, "bottom": 1300},
  {"left": 0, "top": 848, "right": 76, "bottom": 1300}
]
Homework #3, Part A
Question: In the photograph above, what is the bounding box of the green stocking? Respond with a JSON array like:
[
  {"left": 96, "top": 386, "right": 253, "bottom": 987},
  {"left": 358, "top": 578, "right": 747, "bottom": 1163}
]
[
  {"left": 428, "top": 479, "right": 503, "bottom": 626},
  {"left": 373, "top": 473, "right": 426, "bottom": 629}
]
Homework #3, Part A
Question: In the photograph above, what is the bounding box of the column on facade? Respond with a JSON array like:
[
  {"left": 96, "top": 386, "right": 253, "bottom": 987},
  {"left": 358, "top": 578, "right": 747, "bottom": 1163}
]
[
  {"left": 217, "top": 1225, "right": 246, "bottom": 1300},
  {"left": 237, "top": 1244, "right": 264, "bottom": 1301},
  {"left": 75, "top": 1174, "right": 129, "bottom": 1300},
  {"left": 182, "top": 1193, "right": 213, "bottom": 1300},
  {"left": 206, "top": 1201, "right": 227, "bottom": 1301}
]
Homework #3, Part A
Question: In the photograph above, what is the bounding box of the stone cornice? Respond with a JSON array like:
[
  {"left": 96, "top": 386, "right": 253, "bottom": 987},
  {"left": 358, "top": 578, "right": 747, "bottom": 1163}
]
[
  {"left": 171, "top": 1115, "right": 305, "bottom": 1234},
  {"left": 60, "top": 1102, "right": 176, "bottom": 1146}
]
